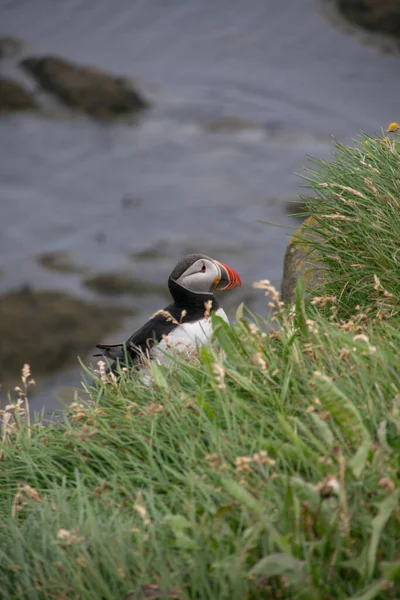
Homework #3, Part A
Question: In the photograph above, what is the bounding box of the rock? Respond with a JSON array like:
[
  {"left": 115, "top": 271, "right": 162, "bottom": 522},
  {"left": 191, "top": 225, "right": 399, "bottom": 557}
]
[
  {"left": 37, "top": 251, "right": 88, "bottom": 274},
  {"left": 338, "top": 0, "right": 400, "bottom": 38},
  {"left": 129, "top": 242, "right": 170, "bottom": 261},
  {"left": 0, "top": 36, "right": 23, "bottom": 60},
  {"left": 281, "top": 217, "right": 326, "bottom": 305},
  {"left": 0, "top": 76, "right": 37, "bottom": 113},
  {"left": 20, "top": 55, "right": 149, "bottom": 118},
  {"left": 0, "top": 287, "right": 130, "bottom": 382},
  {"left": 83, "top": 272, "right": 169, "bottom": 299}
]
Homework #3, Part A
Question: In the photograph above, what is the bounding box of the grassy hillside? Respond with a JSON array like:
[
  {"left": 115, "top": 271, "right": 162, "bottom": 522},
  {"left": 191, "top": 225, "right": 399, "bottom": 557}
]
[{"left": 0, "top": 127, "right": 399, "bottom": 600}]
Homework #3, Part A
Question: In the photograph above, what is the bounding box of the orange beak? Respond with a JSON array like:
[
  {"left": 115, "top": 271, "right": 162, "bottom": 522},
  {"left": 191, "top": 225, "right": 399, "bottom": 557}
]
[{"left": 212, "top": 260, "right": 242, "bottom": 290}]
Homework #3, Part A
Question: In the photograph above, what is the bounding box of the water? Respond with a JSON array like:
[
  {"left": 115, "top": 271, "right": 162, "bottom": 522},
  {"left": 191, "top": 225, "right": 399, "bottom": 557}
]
[{"left": 1, "top": 0, "right": 399, "bottom": 411}]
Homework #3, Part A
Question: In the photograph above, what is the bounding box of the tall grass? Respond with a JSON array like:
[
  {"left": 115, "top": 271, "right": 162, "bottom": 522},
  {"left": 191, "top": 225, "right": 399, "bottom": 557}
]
[
  {"left": 1, "top": 129, "right": 400, "bottom": 599},
  {"left": 300, "top": 129, "right": 400, "bottom": 319},
  {"left": 1, "top": 291, "right": 399, "bottom": 599}
]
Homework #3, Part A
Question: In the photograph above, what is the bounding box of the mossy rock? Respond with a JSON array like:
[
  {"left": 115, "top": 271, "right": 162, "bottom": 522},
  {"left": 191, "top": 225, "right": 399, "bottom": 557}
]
[
  {"left": 129, "top": 242, "right": 170, "bottom": 261},
  {"left": 0, "top": 76, "right": 37, "bottom": 113},
  {"left": 338, "top": 0, "right": 400, "bottom": 38},
  {"left": 20, "top": 55, "right": 149, "bottom": 118},
  {"left": 37, "top": 251, "right": 88, "bottom": 274},
  {"left": 281, "top": 217, "right": 326, "bottom": 305},
  {"left": 83, "top": 272, "right": 169, "bottom": 299},
  {"left": 0, "top": 36, "right": 23, "bottom": 60},
  {"left": 0, "top": 287, "right": 130, "bottom": 382}
]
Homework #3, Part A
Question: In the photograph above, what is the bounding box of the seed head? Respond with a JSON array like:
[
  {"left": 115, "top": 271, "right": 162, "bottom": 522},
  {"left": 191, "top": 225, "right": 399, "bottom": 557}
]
[
  {"left": 387, "top": 122, "right": 400, "bottom": 133},
  {"left": 316, "top": 475, "right": 340, "bottom": 499}
]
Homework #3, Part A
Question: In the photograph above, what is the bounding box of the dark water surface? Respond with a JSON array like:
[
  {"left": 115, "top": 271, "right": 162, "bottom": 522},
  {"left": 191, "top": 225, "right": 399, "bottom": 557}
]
[{"left": 1, "top": 0, "right": 400, "bottom": 411}]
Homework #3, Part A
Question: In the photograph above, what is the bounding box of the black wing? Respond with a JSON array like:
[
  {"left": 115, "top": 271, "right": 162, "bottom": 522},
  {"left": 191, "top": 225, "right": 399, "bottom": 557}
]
[
  {"left": 94, "top": 304, "right": 183, "bottom": 372},
  {"left": 93, "top": 343, "right": 125, "bottom": 361}
]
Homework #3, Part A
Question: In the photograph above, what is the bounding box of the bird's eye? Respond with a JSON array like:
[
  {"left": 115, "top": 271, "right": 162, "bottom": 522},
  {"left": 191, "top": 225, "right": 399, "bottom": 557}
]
[{"left": 201, "top": 264, "right": 206, "bottom": 273}]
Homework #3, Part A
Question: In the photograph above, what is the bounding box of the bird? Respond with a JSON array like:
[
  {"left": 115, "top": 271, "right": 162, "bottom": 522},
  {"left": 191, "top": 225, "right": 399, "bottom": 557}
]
[{"left": 94, "top": 253, "right": 241, "bottom": 373}]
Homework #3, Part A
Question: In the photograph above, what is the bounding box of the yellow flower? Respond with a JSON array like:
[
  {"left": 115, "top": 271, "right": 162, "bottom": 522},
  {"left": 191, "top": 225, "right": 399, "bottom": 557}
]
[
  {"left": 364, "top": 140, "right": 369, "bottom": 145},
  {"left": 387, "top": 122, "right": 400, "bottom": 133}
]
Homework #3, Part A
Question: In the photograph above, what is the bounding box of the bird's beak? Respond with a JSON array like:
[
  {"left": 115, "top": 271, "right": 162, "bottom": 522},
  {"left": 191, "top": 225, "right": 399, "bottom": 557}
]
[{"left": 212, "top": 260, "right": 242, "bottom": 290}]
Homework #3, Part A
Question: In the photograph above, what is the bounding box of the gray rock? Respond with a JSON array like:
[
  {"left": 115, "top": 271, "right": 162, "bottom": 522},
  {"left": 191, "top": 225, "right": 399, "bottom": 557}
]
[
  {"left": 20, "top": 55, "right": 149, "bottom": 118},
  {"left": 0, "top": 76, "right": 37, "bottom": 113}
]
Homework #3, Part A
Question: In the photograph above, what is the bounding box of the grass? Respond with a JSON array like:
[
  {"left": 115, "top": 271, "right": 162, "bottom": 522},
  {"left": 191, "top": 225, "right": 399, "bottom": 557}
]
[
  {"left": 299, "top": 128, "right": 400, "bottom": 318},
  {"left": 0, "top": 129, "right": 400, "bottom": 599}
]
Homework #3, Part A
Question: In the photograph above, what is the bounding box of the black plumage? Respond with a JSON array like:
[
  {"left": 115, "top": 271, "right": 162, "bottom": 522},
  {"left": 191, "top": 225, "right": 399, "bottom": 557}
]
[{"left": 94, "top": 259, "right": 220, "bottom": 372}]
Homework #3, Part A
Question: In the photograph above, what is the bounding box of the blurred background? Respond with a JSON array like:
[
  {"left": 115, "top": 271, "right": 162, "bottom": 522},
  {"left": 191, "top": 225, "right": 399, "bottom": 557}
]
[{"left": 1, "top": 0, "right": 400, "bottom": 412}]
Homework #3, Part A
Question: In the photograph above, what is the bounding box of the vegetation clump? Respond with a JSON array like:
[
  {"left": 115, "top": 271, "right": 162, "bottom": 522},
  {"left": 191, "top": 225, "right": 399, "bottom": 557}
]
[
  {"left": 300, "top": 126, "right": 400, "bottom": 319},
  {"left": 0, "top": 128, "right": 400, "bottom": 599}
]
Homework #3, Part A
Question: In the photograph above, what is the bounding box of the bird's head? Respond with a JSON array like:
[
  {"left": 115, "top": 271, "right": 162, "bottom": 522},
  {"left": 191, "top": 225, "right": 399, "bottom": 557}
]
[{"left": 168, "top": 253, "right": 241, "bottom": 295}]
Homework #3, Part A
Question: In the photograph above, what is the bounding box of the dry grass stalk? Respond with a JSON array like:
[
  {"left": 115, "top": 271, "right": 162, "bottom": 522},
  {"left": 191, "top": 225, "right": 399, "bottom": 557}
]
[
  {"left": 151, "top": 310, "right": 180, "bottom": 326},
  {"left": 212, "top": 362, "right": 226, "bottom": 390},
  {"left": 0, "top": 364, "right": 35, "bottom": 458},
  {"left": 133, "top": 491, "right": 151, "bottom": 527},
  {"left": 252, "top": 280, "right": 284, "bottom": 317},
  {"left": 203, "top": 300, "right": 213, "bottom": 319}
]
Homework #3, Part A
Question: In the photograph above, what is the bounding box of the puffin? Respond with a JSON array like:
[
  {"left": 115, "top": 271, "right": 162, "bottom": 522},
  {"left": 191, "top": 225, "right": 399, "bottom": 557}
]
[{"left": 94, "top": 253, "right": 241, "bottom": 372}]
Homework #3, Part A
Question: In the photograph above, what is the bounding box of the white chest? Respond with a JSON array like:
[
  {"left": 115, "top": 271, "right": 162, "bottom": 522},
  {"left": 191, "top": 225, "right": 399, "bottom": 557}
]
[{"left": 150, "top": 307, "right": 229, "bottom": 366}]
